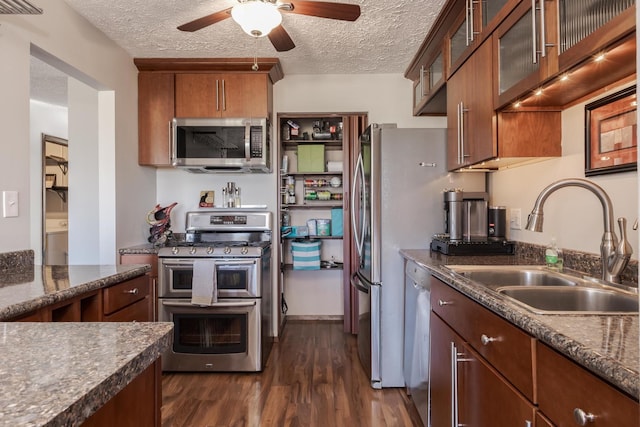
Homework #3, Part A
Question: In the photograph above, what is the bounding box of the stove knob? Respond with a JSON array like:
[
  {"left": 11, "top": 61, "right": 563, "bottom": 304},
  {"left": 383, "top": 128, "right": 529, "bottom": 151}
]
[
  {"left": 206, "top": 247, "right": 214, "bottom": 255},
  {"left": 241, "top": 247, "right": 249, "bottom": 255},
  {"left": 189, "top": 247, "right": 197, "bottom": 255},
  {"left": 171, "top": 247, "right": 179, "bottom": 255},
  {"left": 224, "top": 246, "right": 232, "bottom": 254}
]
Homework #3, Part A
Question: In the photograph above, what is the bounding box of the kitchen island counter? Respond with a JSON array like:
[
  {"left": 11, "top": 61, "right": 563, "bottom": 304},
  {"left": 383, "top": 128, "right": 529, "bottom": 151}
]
[
  {"left": 0, "top": 264, "right": 150, "bottom": 321},
  {"left": 400, "top": 249, "right": 639, "bottom": 399},
  {"left": 0, "top": 321, "right": 172, "bottom": 426}
]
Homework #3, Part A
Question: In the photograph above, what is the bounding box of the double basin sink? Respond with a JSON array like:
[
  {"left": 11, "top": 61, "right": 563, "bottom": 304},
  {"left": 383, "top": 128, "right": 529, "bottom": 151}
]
[{"left": 444, "top": 265, "right": 638, "bottom": 315}]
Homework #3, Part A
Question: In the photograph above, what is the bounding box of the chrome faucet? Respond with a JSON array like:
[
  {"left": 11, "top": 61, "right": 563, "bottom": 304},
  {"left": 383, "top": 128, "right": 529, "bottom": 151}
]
[{"left": 525, "top": 178, "right": 632, "bottom": 284}]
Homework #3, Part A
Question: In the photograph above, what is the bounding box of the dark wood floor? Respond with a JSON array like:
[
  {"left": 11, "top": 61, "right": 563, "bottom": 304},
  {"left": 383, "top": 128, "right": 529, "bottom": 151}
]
[{"left": 161, "top": 320, "right": 422, "bottom": 427}]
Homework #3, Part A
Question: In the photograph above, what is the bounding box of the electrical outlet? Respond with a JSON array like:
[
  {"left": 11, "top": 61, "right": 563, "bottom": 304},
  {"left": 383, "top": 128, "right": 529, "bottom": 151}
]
[
  {"left": 2, "top": 191, "right": 18, "bottom": 218},
  {"left": 510, "top": 208, "right": 521, "bottom": 230}
]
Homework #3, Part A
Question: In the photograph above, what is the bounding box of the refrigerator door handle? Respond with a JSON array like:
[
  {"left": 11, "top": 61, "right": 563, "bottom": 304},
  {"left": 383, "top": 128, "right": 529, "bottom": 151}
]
[{"left": 351, "top": 152, "right": 365, "bottom": 257}]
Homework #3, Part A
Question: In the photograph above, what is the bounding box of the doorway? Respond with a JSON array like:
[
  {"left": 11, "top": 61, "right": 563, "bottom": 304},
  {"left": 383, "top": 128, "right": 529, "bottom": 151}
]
[{"left": 42, "top": 134, "right": 68, "bottom": 264}]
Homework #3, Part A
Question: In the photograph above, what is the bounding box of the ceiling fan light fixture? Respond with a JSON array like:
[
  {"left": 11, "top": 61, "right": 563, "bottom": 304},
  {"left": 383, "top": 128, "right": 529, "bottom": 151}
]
[{"left": 231, "top": 1, "right": 282, "bottom": 38}]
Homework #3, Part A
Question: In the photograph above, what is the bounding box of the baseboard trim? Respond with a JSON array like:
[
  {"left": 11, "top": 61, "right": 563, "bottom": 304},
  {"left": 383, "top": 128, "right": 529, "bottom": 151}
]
[{"left": 286, "top": 315, "right": 343, "bottom": 323}]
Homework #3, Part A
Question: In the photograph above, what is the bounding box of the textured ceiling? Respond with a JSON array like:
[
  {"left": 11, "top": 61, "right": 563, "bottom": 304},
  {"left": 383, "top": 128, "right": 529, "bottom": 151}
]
[{"left": 60, "top": 0, "right": 447, "bottom": 75}]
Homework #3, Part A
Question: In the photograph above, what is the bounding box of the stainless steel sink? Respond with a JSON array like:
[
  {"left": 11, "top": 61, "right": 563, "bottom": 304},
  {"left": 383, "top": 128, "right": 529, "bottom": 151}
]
[
  {"left": 497, "top": 286, "right": 639, "bottom": 314},
  {"left": 445, "top": 265, "right": 578, "bottom": 288},
  {"left": 444, "top": 265, "right": 639, "bottom": 315}
]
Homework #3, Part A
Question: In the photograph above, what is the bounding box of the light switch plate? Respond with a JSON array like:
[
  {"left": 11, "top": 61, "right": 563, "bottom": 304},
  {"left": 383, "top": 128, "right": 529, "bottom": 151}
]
[
  {"left": 3, "top": 191, "right": 18, "bottom": 218},
  {"left": 510, "top": 208, "right": 521, "bottom": 230}
]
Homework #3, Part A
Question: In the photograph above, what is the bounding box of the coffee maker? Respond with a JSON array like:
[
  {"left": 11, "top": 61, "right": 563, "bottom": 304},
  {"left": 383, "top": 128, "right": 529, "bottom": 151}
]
[
  {"left": 432, "top": 190, "right": 514, "bottom": 255},
  {"left": 443, "top": 190, "right": 489, "bottom": 242}
]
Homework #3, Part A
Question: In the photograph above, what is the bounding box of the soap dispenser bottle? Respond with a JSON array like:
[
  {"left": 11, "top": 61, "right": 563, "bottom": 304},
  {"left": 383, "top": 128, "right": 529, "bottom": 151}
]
[{"left": 545, "top": 237, "right": 563, "bottom": 271}]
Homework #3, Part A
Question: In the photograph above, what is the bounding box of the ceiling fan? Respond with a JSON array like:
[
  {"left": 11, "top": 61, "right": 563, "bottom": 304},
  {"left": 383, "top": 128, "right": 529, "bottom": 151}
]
[{"left": 177, "top": 0, "right": 361, "bottom": 52}]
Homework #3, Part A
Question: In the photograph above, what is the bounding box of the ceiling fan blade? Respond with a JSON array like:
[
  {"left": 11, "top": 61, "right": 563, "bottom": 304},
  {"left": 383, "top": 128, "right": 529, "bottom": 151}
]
[
  {"left": 177, "top": 7, "right": 233, "bottom": 32},
  {"left": 268, "top": 25, "right": 296, "bottom": 52},
  {"left": 286, "top": 0, "right": 361, "bottom": 21}
]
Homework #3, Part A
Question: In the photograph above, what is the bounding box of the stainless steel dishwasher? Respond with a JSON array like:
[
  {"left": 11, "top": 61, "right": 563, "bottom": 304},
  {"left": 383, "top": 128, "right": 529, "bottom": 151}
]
[{"left": 403, "top": 259, "right": 431, "bottom": 427}]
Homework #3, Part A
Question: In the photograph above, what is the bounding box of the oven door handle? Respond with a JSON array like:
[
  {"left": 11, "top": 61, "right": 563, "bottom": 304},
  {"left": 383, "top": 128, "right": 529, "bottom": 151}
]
[{"left": 161, "top": 300, "right": 257, "bottom": 308}]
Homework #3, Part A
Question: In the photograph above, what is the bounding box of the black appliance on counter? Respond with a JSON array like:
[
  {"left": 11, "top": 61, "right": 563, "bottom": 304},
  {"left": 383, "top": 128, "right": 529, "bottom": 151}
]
[{"left": 430, "top": 234, "right": 515, "bottom": 255}]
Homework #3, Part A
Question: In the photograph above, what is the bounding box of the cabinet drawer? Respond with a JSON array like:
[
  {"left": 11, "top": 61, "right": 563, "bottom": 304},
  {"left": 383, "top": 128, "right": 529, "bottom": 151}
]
[
  {"left": 537, "top": 342, "right": 639, "bottom": 426},
  {"left": 431, "top": 277, "right": 535, "bottom": 401},
  {"left": 103, "top": 275, "right": 149, "bottom": 315},
  {"left": 103, "top": 296, "right": 151, "bottom": 322}
]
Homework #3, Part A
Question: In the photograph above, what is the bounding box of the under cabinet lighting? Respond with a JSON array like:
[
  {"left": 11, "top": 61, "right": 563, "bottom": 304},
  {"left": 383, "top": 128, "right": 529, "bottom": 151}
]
[
  {"left": 513, "top": 101, "right": 522, "bottom": 108},
  {"left": 560, "top": 73, "right": 570, "bottom": 82},
  {"left": 594, "top": 52, "right": 606, "bottom": 62},
  {"left": 535, "top": 88, "right": 543, "bottom": 96}
]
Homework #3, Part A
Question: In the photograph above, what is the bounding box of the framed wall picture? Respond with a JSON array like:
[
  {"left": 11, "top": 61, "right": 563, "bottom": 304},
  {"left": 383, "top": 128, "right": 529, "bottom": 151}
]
[
  {"left": 585, "top": 86, "right": 637, "bottom": 176},
  {"left": 199, "top": 190, "right": 214, "bottom": 207}
]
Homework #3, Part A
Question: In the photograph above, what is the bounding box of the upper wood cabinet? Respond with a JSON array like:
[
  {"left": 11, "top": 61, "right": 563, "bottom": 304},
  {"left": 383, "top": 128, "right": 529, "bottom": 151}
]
[
  {"left": 447, "top": 37, "right": 561, "bottom": 171},
  {"left": 406, "top": 0, "right": 514, "bottom": 115},
  {"left": 175, "top": 73, "right": 271, "bottom": 118},
  {"left": 495, "top": 0, "right": 635, "bottom": 109},
  {"left": 407, "top": 0, "right": 635, "bottom": 114},
  {"left": 449, "top": 0, "right": 513, "bottom": 74},
  {"left": 134, "top": 58, "right": 283, "bottom": 167},
  {"left": 138, "top": 72, "right": 175, "bottom": 166},
  {"left": 447, "top": 38, "right": 494, "bottom": 169}
]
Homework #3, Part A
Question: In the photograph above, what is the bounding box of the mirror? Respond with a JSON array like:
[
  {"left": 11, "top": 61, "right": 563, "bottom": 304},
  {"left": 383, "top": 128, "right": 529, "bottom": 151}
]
[{"left": 42, "top": 134, "right": 68, "bottom": 264}]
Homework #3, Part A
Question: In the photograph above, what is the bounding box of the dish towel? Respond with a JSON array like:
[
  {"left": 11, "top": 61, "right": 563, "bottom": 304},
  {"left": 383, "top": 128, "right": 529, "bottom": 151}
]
[{"left": 191, "top": 259, "right": 216, "bottom": 306}]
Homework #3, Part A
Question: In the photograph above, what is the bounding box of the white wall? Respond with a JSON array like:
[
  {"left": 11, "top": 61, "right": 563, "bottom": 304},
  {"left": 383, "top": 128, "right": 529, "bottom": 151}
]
[
  {"left": 490, "top": 83, "right": 638, "bottom": 259},
  {"left": 0, "top": 0, "right": 156, "bottom": 260}
]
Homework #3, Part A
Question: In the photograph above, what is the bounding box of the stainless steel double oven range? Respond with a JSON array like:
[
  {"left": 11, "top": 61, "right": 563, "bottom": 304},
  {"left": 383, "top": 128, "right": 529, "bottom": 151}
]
[{"left": 158, "top": 210, "right": 272, "bottom": 372}]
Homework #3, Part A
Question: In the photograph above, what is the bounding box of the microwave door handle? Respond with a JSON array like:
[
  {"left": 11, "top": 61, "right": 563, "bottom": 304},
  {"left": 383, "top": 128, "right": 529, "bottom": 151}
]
[
  {"left": 161, "top": 300, "right": 256, "bottom": 308},
  {"left": 245, "top": 123, "right": 251, "bottom": 162}
]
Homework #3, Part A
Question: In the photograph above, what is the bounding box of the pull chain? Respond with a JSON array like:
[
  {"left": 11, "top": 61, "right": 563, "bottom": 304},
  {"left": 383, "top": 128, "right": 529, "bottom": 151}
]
[{"left": 252, "top": 37, "right": 259, "bottom": 71}]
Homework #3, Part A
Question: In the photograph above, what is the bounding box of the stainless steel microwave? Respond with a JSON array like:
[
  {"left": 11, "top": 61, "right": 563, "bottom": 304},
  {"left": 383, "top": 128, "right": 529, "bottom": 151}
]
[{"left": 171, "top": 117, "right": 271, "bottom": 173}]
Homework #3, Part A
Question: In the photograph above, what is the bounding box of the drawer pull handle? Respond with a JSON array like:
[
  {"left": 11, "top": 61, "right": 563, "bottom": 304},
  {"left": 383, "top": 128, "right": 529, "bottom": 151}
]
[
  {"left": 438, "top": 300, "right": 453, "bottom": 307},
  {"left": 124, "top": 288, "right": 139, "bottom": 295},
  {"left": 480, "top": 334, "right": 497, "bottom": 345},
  {"left": 573, "top": 408, "right": 596, "bottom": 425}
]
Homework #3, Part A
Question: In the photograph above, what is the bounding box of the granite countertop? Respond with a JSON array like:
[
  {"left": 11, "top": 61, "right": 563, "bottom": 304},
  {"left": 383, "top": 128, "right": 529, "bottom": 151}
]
[
  {"left": 0, "top": 321, "right": 173, "bottom": 426},
  {"left": 118, "top": 243, "right": 161, "bottom": 255},
  {"left": 0, "top": 264, "right": 151, "bottom": 321},
  {"left": 400, "top": 249, "right": 639, "bottom": 399}
]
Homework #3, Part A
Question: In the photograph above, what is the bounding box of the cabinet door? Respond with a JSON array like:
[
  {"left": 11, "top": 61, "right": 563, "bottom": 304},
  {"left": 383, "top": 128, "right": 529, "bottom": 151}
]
[
  {"left": 494, "top": 0, "right": 557, "bottom": 108},
  {"left": 221, "top": 73, "right": 270, "bottom": 118},
  {"left": 431, "top": 313, "right": 536, "bottom": 427},
  {"left": 138, "top": 72, "right": 174, "bottom": 166},
  {"left": 446, "top": 38, "right": 494, "bottom": 170},
  {"left": 175, "top": 73, "right": 219, "bottom": 117},
  {"left": 429, "top": 311, "right": 456, "bottom": 427},
  {"left": 557, "top": 0, "right": 634, "bottom": 69},
  {"left": 175, "top": 73, "right": 270, "bottom": 118},
  {"left": 538, "top": 342, "right": 639, "bottom": 426}
]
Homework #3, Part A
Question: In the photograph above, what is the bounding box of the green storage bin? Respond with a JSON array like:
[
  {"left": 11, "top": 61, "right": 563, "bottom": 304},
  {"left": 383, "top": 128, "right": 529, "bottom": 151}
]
[{"left": 297, "top": 144, "right": 325, "bottom": 172}]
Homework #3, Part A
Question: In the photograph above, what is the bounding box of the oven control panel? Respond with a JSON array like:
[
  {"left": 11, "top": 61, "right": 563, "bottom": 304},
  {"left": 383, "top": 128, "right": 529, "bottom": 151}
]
[
  {"left": 185, "top": 210, "right": 272, "bottom": 232},
  {"left": 210, "top": 215, "right": 248, "bottom": 225}
]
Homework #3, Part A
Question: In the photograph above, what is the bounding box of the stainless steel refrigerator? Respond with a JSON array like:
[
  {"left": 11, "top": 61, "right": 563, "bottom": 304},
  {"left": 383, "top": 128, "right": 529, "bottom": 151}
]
[{"left": 350, "top": 123, "right": 484, "bottom": 389}]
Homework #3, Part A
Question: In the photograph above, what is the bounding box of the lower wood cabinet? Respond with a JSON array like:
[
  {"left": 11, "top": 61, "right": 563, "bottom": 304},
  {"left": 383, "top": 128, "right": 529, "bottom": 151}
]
[
  {"left": 430, "top": 313, "right": 536, "bottom": 426},
  {"left": 102, "top": 275, "right": 152, "bottom": 322},
  {"left": 82, "top": 362, "right": 160, "bottom": 427},
  {"left": 431, "top": 276, "right": 639, "bottom": 427},
  {"left": 537, "top": 342, "right": 639, "bottom": 426},
  {"left": 120, "top": 253, "right": 158, "bottom": 321}
]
